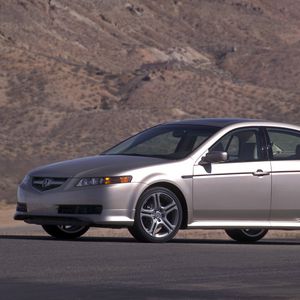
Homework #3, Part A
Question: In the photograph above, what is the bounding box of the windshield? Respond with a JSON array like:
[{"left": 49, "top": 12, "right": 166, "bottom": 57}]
[{"left": 102, "top": 125, "right": 219, "bottom": 160}]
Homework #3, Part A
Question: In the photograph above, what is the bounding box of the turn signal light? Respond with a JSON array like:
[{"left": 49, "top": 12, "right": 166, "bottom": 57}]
[{"left": 103, "top": 176, "right": 132, "bottom": 184}]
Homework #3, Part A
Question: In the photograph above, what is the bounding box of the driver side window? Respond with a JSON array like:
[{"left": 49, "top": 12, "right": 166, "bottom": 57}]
[{"left": 210, "top": 128, "right": 263, "bottom": 162}]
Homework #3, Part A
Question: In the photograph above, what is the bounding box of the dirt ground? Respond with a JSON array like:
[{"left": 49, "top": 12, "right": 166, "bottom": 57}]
[
  {"left": 1, "top": 0, "right": 300, "bottom": 204},
  {"left": 1, "top": 204, "right": 300, "bottom": 240}
]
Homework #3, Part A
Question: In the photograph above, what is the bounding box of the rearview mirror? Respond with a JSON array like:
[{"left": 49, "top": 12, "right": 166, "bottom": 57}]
[{"left": 199, "top": 151, "right": 228, "bottom": 165}]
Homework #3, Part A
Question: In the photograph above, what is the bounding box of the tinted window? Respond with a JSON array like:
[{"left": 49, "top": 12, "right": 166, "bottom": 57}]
[
  {"left": 267, "top": 128, "right": 300, "bottom": 160},
  {"left": 127, "top": 131, "right": 180, "bottom": 156},
  {"left": 210, "top": 128, "right": 263, "bottom": 162},
  {"left": 103, "top": 125, "right": 219, "bottom": 160}
]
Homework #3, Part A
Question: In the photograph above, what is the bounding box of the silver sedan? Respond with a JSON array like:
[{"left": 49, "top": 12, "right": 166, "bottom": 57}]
[{"left": 15, "top": 118, "right": 300, "bottom": 242}]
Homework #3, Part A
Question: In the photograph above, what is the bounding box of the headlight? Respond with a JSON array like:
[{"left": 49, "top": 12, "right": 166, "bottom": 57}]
[
  {"left": 75, "top": 176, "right": 132, "bottom": 187},
  {"left": 21, "top": 174, "right": 31, "bottom": 185}
]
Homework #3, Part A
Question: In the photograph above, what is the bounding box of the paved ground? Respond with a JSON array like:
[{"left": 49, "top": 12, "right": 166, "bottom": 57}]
[
  {"left": 1, "top": 229, "right": 300, "bottom": 299},
  {"left": 1, "top": 206, "right": 300, "bottom": 299}
]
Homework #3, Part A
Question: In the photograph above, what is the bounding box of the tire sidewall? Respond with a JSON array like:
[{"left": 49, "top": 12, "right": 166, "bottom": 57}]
[
  {"left": 42, "top": 225, "right": 89, "bottom": 239},
  {"left": 225, "top": 228, "right": 268, "bottom": 243}
]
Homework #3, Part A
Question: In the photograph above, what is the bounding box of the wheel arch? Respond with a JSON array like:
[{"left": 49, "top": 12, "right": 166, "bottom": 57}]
[{"left": 142, "top": 182, "right": 188, "bottom": 229}]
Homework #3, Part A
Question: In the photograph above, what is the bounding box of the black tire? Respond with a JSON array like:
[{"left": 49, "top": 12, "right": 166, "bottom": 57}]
[
  {"left": 128, "top": 226, "right": 145, "bottom": 242},
  {"left": 128, "top": 187, "right": 183, "bottom": 243},
  {"left": 42, "top": 225, "right": 89, "bottom": 239},
  {"left": 225, "top": 228, "right": 268, "bottom": 243}
]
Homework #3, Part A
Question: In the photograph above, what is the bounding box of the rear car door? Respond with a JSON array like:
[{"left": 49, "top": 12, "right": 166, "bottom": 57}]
[{"left": 266, "top": 127, "right": 300, "bottom": 222}]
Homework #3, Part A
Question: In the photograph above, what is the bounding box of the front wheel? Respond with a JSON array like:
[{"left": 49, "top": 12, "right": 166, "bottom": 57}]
[
  {"left": 129, "top": 187, "right": 183, "bottom": 243},
  {"left": 42, "top": 225, "right": 89, "bottom": 239},
  {"left": 225, "top": 228, "right": 268, "bottom": 243}
]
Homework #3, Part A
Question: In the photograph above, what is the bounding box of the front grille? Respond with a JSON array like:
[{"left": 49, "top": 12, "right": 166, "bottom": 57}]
[
  {"left": 16, "top": 202, "right": 27, "bottom": 212},
  {"left": 58, "top": 205, "right": 103, "bottom": 215},
  {"left": 32, "top": 177, "right": 68, "bottom": 191}
]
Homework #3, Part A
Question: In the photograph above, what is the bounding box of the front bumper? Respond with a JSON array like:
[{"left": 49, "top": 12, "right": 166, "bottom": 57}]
[
  {"left": 15, "top": 180, "right": 147, "bottom": 227},
  {"left": 14, "top": 214, "right": 92, "bottom": 226}
]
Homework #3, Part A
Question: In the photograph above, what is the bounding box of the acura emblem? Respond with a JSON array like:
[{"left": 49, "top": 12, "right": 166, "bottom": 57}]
[{"left": 42, "top": 178, "right": 53, "bottom": 188}]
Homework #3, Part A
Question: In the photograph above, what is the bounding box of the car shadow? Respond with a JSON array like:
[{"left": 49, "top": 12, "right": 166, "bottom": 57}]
[
  {"left": 0, "top": 235, "right": 135, "bottom": 243},
  {"left": 0, "top": 234, "right": 300, "bottom": 245},
  {"left": 172, "top": 238, "right": 300, "bottom": 245}
]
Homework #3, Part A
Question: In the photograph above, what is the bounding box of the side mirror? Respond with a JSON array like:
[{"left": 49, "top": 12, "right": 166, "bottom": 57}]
[{"left": 199, "top": 151, "right": 228, "bottom": 165}]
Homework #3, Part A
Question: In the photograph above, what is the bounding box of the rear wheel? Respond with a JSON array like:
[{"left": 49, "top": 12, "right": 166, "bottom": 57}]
[
  {"left": 225, "top": 228, "right": 268, "bottom": 243},
  {"left": 129, "top": 187, "right": 182, "bottom": 243},
  {"left": 42, "top": 225, "right": 89, "bottom": 239}
]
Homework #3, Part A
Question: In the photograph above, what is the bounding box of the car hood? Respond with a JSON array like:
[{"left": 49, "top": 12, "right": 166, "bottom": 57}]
[{"left": 29, "top": 155, "right": 169, "bottom": 178}]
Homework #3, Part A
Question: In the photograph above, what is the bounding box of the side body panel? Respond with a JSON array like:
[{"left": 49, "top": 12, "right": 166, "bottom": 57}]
[
  {"left": 193, "top": 161, "right": 272, "bottom": 221},
  {"left": 270, "top": 161, "right": 300, "bottom": 222}
]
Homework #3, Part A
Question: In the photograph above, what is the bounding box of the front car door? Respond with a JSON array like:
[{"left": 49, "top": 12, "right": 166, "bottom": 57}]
[
  {"left": 192, "top": 127, "right": 271, "bottom": 225},
  {"left": 266, "top": 127, "right": 300, "bottom": 225}
]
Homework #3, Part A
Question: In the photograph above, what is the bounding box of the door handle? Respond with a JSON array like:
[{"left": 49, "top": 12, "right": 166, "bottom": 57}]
[{"left": 252, "top": 169, "right": 270, "bottom": 176}]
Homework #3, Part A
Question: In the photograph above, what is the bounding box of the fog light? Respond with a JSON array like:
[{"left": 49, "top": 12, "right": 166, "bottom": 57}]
[{"left": 16, "top": 202, "right": 27, "bottom": 212}]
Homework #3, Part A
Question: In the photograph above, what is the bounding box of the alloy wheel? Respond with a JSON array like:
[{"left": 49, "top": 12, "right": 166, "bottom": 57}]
[
  {"left": 139, "top": 191, "right": 180, "bottom": 238},
  {"left": 58, "top": 225, "right": 87, "bottom": 234}
]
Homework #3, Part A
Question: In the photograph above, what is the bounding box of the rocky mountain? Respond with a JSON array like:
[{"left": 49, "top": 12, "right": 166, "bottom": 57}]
[{"left": 1, "top": 0, "right": 300, "bottom": 202}]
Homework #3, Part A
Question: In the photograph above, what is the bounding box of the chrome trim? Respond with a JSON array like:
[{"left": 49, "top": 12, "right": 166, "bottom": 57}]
[
  {"left": 193, "top": 172, "right": 253, "bottom": 177},
  {"left": 188, "top": 221, "right": 270, "bottom": 228},
  {"left": 271, "top": 170, "right": 300, "bottom": 174},
  {"left": 188, "top": 220, "right": 300, "bottom": 229}
]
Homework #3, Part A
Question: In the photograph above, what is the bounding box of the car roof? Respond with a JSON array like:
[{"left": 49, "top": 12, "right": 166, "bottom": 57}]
[{"left": 164, "top": 118, "right": 263, "bottom": 128}]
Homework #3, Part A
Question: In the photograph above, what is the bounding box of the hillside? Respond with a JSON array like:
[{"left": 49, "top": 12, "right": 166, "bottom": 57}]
[{"left": 1, "top": 0, "right": 300, "bottom": 203}]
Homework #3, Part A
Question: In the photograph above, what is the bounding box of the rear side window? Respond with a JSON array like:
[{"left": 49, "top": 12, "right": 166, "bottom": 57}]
[{"left": 267, "top": 128, "right": 300, "bottom": 160}]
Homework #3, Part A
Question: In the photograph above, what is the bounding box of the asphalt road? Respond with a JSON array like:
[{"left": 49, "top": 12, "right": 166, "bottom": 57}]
[{"left": 1, "top": 233, "right": 300, "bottom": 300}]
